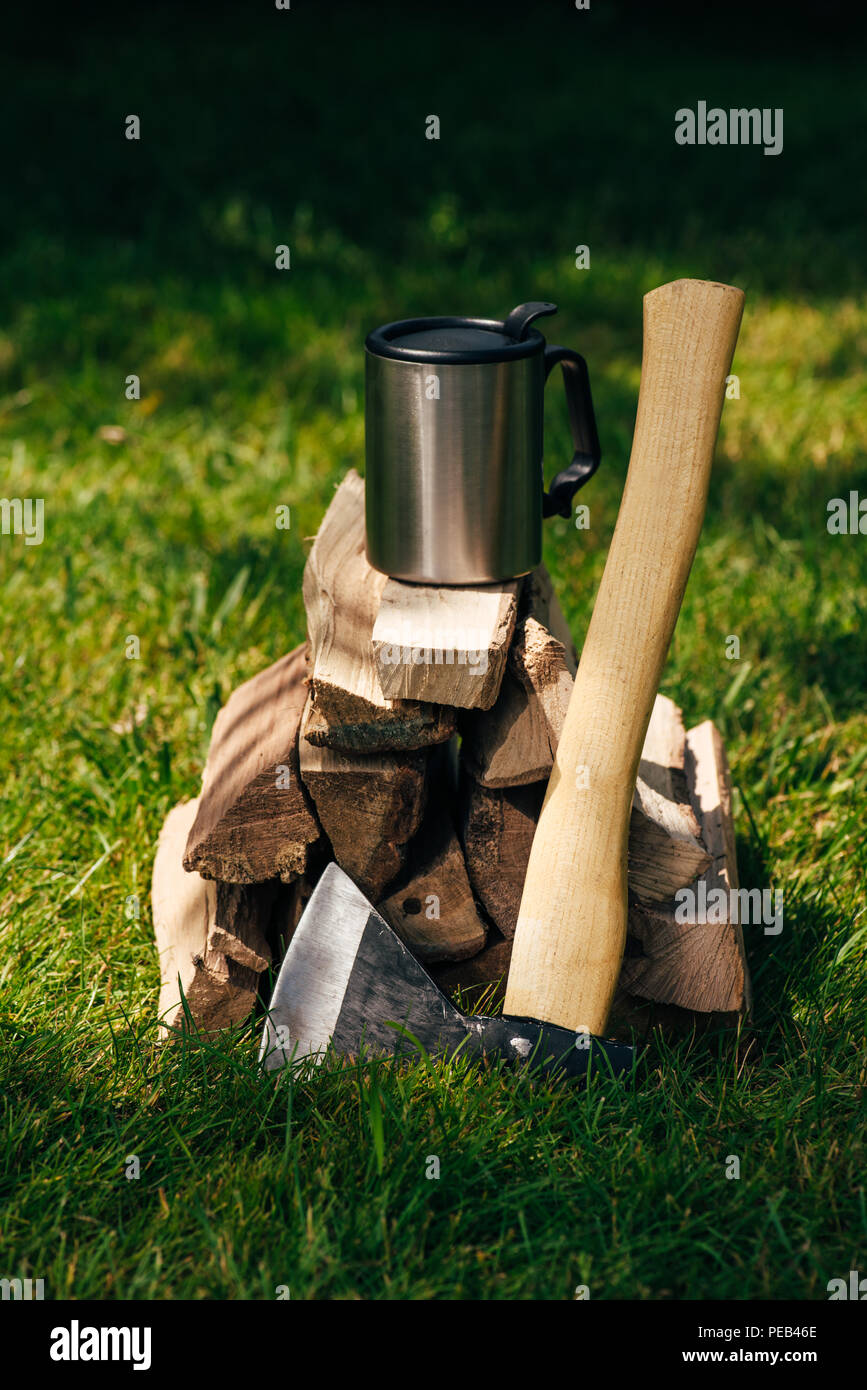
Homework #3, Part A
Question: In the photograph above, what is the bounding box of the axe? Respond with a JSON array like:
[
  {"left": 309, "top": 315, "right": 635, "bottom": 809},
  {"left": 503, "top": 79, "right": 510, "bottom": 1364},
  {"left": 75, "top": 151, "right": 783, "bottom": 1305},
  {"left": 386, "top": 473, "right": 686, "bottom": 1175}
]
[{"left": 261, "top": 279, "right": 744, "bottom": 1081}]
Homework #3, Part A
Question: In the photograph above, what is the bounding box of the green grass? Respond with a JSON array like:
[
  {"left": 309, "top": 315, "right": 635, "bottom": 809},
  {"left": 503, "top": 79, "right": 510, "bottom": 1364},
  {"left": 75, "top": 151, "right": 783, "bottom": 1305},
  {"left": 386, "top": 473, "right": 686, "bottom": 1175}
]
[{"left": 0, "top": 3, "right": 865, "bottom": 1299}]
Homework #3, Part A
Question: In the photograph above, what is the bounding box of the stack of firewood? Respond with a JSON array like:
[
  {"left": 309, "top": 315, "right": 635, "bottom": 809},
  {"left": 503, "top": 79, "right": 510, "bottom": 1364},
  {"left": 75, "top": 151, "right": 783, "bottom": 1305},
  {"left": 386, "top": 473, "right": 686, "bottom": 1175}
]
[{"left": 152, "top": 468, "right": 750, "bottom": 1039}]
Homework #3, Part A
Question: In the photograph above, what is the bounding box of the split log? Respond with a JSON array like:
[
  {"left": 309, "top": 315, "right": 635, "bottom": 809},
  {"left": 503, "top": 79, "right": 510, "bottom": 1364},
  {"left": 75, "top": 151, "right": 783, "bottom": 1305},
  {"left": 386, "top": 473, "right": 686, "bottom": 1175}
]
[
  {"left": 269, "top": 872, "right": 318, "bottom": 956},
  {"left": 460, "top": 668, "right": 553, "bottom": 788},
  {"left": 451, "top": 717, "right": 748, "bottom": 1022},
  {"left": 618, "top": 719, "right": 750, "bottom": 1015},
  {"left": 461, "top": 597, "right": 689, "bottom": 797},
  {"left": 183, "top": 645, "right": 320, "bottom": 884},
  {"left": 371, "top": 577, "right": 519, "bottom": 709},
  {"left": 522, "top": 564, "right": 579, "bottom": 667},
  {"left": 153, "top": 799, "right": 273, "bottom": 1035},
  {"left": 627, "top": 776, "right": 711, "bottom": 903},
  {"left": 208, "top": 881, "right": 275, "bottom": 972},
  {"left": 303, "top": 469, "right": 455, "bottom": 753},
  {"left": 685, "top": 721, "right": 741, "bottom": 903},
  {"left": 618, "top": 902, "right": 747, "bottom": 1015},
  {"left": 298, "top": 696, "right": 427, "bottom": 901},
  {"left": 685, "top": 719, "right": 751, "bottom": 1014},
  {"left": 628, "top": 693, "right": 709, "bottom": 900},
  {"left": 460, "top": 699, "right": 711, "bottom": 939},
  {"left": 460, "top": 778, "right": 545, "bottom": 939},
  {"left": 460, "top": 566, "right": 576, "bottom": 787},
  {"left": 461, "top": 779, "right": 708, "bottom": 939},
  {"left": 377, "top": 806, "right": 487, "bottom": 964},
  {"left": 638, "top": 692, "right": 690, "bottom": 804}
]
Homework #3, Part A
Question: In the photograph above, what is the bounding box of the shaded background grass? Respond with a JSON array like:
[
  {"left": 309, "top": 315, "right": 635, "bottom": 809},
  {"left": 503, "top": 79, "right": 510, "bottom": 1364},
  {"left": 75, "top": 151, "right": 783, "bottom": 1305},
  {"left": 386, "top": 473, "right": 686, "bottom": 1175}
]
[{"left": 0, "top": 0, "right": 865, "bottom": 1299}]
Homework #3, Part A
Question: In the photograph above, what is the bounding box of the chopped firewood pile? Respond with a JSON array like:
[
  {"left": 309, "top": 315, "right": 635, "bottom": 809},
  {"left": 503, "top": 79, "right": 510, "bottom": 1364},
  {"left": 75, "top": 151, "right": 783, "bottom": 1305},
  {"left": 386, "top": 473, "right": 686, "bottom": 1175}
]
[{"left": 152, "top": 468, "right": 751, "bottom": 1041}]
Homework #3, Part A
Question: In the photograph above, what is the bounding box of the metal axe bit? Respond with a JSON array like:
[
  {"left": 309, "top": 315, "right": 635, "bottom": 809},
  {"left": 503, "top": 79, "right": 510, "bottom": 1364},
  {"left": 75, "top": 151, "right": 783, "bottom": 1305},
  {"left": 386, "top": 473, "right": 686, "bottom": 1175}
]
[{"left": 259, "top": 863, "right": 633, "bottom": 1082}]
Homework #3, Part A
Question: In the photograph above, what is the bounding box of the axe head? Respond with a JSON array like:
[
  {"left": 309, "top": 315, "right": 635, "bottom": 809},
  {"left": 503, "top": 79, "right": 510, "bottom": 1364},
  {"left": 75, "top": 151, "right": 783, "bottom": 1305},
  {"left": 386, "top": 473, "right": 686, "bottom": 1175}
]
[{"left": 260, "top": 864, "right": 634, "bottom": 1083}]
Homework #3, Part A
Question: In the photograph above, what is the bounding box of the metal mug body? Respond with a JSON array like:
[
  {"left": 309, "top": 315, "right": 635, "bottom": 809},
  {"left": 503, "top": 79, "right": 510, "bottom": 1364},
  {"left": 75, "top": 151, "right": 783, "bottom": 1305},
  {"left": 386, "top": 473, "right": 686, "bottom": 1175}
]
[{"left": 364, "top": 350, "right": 544, "bottom": 584}]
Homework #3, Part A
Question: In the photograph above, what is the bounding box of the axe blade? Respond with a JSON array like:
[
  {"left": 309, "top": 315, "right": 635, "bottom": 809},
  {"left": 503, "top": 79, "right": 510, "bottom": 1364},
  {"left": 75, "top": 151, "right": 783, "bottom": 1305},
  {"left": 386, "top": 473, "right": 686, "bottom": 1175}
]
[{"left": 260, "top": 864, "right": 633, "bottom": 1083}]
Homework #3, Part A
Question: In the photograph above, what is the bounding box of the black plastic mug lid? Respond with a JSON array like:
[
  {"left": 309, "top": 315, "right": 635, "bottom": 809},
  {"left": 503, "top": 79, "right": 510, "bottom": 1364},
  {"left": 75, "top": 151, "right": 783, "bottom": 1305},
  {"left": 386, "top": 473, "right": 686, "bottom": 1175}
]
[{"left": 366, "top": 314, "right": 548, "bottom": 364}]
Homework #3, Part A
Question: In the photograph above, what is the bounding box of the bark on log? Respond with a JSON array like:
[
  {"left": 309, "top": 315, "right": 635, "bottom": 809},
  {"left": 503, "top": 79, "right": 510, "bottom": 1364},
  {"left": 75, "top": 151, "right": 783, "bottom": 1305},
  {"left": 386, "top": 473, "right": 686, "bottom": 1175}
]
[
  {"left": 183, "top": 644, "right": 320, "bottom": 884},
  {"left": 459, "top": 778, "right": 544, "bottom": 938}
]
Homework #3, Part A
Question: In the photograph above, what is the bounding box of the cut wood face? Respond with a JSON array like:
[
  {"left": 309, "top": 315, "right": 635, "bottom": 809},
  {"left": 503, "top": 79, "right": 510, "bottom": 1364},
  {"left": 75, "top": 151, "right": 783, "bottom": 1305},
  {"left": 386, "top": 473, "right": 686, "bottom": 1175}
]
[
  {"left": 303, "top": 470, "right": 456, "bottom": 753},
  {"left": 684, "top": 719, "right": 751, "bottom": 1009},
  {"left": 520, "top": 566, "right": 579, "bottom": 673},
  {"left": 298, "top": 695, "right": 427, "bottom": 902},
  {"left": 153, "top": 799, "right": 214, "bottom": 1032},
  {"left": 183, "top": 644, "right": 320, "bottom": 884},
  {"left": 620, "top": 901, "right": 747, "bottom": 1014},
  {"left": 685, "top": 720, "right": 740, "bottom": 893},
  {"left": 629, "top": 694, "right": 710, "bottom": 903},
  {"left": 371, "top": 577, "right": 520, "bottom": 710}
]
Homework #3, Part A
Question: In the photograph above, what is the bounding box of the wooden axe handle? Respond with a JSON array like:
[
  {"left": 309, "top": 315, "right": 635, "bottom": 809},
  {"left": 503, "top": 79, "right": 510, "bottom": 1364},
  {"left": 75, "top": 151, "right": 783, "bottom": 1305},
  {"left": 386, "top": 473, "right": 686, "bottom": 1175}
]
[{"left": 504, "top": 278, "right": 744, "bottom": 1035}]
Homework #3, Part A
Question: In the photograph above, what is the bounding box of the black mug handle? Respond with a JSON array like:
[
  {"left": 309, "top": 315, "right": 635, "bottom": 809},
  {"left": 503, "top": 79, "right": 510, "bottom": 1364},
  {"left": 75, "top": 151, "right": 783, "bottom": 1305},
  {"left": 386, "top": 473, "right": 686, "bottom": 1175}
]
[{"left": 542, "top": 345, "right": 602, "bottom": 519}]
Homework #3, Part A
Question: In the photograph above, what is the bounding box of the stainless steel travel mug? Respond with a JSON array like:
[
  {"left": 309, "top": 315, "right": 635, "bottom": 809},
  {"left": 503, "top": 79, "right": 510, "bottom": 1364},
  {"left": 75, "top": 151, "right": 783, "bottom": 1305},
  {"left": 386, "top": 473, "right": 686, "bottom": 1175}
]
[{"left": 364, "top": 302, "right": 600, "bottom": 584}]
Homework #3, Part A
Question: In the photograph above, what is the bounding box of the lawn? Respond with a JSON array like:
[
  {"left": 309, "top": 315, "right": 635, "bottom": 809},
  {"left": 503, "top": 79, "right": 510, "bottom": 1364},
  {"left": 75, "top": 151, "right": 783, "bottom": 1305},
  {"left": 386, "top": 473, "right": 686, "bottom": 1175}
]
[{"left": 0, "top": 2, "right": 865, "bottom": 1300}]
